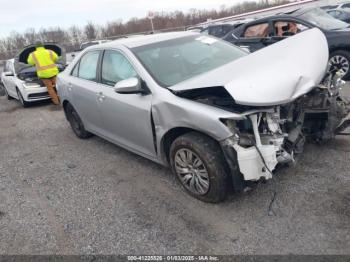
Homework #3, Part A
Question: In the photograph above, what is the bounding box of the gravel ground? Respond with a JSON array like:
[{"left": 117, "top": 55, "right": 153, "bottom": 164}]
[{"left": 0, "top": 86, "right": 349, "bottom": 255}]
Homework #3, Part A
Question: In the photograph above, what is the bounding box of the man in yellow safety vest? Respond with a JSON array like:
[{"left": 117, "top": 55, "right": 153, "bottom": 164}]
[{"left": 27, "top": 41, "right": 60, "bottom": 105}]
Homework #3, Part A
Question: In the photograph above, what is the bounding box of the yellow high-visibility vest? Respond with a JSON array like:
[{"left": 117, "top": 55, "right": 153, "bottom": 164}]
[{"left": 27, "top": 47, "right": 59, "bottom": 79}]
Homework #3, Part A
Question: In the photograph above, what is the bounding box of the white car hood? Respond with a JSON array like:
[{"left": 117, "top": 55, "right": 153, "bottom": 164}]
[{"left": 170, "top": 28, "right": 329, "bottom": 106}]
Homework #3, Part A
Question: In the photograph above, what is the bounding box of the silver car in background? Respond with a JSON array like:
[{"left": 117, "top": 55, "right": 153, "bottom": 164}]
[{"left": 57, "top": 29, "right": 350, "bottom": 202}]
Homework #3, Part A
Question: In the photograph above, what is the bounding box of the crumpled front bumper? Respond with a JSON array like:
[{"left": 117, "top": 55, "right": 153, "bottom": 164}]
[
  {"left": 220, "top": 114, "right": 282, "bottom": 184},
  {"left": 221, "top": 137, "right": 278, "bottom": 182}
]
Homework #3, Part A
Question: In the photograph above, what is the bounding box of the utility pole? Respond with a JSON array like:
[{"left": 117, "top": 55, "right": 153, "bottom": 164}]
[{"left": 148, "top": 11, "right": 155, "bottom": 33}]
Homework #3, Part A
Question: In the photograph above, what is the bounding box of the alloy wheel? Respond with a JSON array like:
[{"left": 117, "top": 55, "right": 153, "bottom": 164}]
[
  {"left": 329, "top": 55, "right": 350, "bottom": 76},
  {"left": 174, "top": 148, "right": 210, "bottom": 195}
]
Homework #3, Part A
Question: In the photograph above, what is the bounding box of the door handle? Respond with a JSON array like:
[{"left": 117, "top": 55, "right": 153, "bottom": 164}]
[
  {"left": 67, "top": 83, "right": 73, "bottom": 91},
  {"left": 96, "top": 92, "right": 106, "bottom": 101}
]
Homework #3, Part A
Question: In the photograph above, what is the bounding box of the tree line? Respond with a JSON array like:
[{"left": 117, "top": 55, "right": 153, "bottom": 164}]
[{"left": 0, "top": 0, "right": 288, "bottom": 60}]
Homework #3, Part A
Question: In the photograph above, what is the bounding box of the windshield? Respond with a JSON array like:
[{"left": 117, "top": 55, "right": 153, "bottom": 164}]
[
  {"left": 298, "top": 8, "right": 349, "bottom": 30},
  {"left": 131, "top": 35, "right": 247, "bottom": 87}
]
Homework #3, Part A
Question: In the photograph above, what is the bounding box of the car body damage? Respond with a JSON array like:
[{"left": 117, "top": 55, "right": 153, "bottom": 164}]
[
  {"left": 153, "top": 29, "right": 350, "bottom": 182},
  {"left": 170, "top": 28, "right": 329, "bottom": 106}
]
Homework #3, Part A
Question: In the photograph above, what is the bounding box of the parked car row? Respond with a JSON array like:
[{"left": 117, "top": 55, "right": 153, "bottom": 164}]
[{"left": 197, "top": 7, "right": 350, "bottom": 80}]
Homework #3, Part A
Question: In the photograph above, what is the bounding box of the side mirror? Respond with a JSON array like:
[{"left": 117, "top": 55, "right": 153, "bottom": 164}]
[
  {"left": 114, "top": 77, "right": 144, "bottom": 94},
  {"left": 3, "top": 71, "right": 14, "bottom": 77}
]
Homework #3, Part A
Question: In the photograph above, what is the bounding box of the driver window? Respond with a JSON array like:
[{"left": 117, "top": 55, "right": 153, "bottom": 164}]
[
  {"left": 244, "top": 23, "right": 269, "bottom": 38},
  {"left": 101, "top": 50, "right": 137, "bottom": 86},
  {"left": 273, "top": 21, "right": 309, "bottom": 37}
]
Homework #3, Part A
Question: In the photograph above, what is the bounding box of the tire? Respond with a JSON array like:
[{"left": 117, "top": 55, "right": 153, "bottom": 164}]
[
  {"left": 329, "top": 50, "right": 350, "bottom": 80},
  {"left": 65, "top": 103, "right": 93, "bottom": 139},
  {"left": 169, "top": 132, "right": 229, "bottom": 203},
  {"left": 0, "top": 83, "right": 5, "bottom": 97},
  {"left": 16, "top": 88, "right": 29, "bottom": 107},
  {"left": 3, "top": 86, "right": 13, "bottom": 100}
]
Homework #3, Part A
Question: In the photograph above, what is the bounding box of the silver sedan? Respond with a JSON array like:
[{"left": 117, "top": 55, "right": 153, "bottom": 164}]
[{"left": 57, "top": 29, "right": 350, "bottom": 202}]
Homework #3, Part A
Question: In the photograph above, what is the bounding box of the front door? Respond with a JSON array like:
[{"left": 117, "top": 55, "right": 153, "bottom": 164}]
[{"left": 97, "top": 50, "right": 156, "bottom": 157}]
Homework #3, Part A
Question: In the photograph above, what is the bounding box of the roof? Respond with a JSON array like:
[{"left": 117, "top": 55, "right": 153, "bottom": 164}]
[{"left": 97, "top": 31, "right": 198, "bottom": 49}]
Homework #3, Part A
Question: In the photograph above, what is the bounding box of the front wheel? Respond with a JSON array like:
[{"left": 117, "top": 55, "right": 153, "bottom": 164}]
[
  {"left": 3, "top": 86, "right": 13, "bottom": 100},
  {"left": 65, "top": 103, "right": 93, "bottom": 139},
  {"left": 169, "top": 132, "right": 229, "bottom": 203},
  {"left": 329, "top": 50, "right": 350, "bottom": 80},
  {"left": 16, "top": 88, "right": 29, "bottom": 107}
]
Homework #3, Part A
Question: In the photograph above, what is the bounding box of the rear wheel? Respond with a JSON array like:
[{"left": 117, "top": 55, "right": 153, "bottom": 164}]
[
  {"left": 65, "top": 103, "right": 93, "bottom": 139},
  {"left": 169, "top": 132, "right": 229, "bottom": 203},
  {"left": 329, "top": 50, "right": 350, "bottom": 80},
  {"left": 16, "top": 88, "right": 29, "bottom": 107}
]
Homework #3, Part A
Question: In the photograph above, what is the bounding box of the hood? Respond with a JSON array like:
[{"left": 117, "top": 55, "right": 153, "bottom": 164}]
[
  {"left": 14, "top": 43, "right": 66, "bottom": 77},
  {"left": 170, "top": 28, "right": 329, "bottom": 106}
]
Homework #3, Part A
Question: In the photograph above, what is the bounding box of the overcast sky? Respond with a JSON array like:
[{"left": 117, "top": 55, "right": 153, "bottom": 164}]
[{"left": 0, "top": 0, "right": 247, "bottom": 38}]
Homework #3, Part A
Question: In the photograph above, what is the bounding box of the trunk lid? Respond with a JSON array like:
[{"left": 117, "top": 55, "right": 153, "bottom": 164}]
[
  {"left": 170, "top": 28, "right": 329, "bottom": 106},
  {"left": 14, "top": 43, "right": 66, "bottom": 80}
]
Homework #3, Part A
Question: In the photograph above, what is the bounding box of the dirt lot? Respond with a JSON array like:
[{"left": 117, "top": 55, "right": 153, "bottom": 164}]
[{"left": 0, "top": 87, "right": 349, "bottom": 255}]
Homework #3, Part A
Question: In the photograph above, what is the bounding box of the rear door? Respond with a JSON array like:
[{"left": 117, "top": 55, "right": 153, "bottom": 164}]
[
  {"left": 232, "top": 22, "right": 273, "bottom": 52},
  {"left": 96, "top": 49, "right": 156, "bottom": 157},
  {"left": 68, "top": 50, "right": 105, "bottom": 134}
]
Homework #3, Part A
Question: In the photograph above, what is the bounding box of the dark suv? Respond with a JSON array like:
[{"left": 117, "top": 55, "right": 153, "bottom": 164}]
[{"left": 224, "top": 8, "right": 350, "bottom": 79}]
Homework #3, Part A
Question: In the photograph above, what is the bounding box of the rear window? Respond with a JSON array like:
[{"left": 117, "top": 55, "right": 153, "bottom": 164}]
[{"left": 72, "top": 51, "right": 100, "bottom": 81}]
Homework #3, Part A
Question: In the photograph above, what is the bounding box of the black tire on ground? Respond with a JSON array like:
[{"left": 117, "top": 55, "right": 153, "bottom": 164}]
[
  {"left": 329, "top": 50, "right": 350, "bottom": 80},
  {"left": 3, "top": 86, "right": 13, "bottom": 100},
  {"left": 16, "top": 88, "right": 29, "bottom": 107},
  {"left": 169, "top": 132, "right": 229, "bottom": 203},
  {"left": 0, "top": 83, "right": 5, "bottom": 97},
  {"left": 65, "top": 103, "right": 93, "bottom": 139}
]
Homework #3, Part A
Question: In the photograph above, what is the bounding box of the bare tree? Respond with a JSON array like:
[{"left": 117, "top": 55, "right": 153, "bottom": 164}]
[
  {"left": 68, "top": 26, "right": 84, "bottom": 50},
  {"left": 0, "top": 0, "right": 289, "bottom": 59},
  {"left": 84, "top": 21, "right": 98, "bottom": 41}
]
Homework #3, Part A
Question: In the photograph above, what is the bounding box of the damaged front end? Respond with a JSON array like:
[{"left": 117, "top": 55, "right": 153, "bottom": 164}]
[
  {"left": 168, "top": 28, "right": 350, "bottom": 185},
  {"left": 220, "top": 70, "right": 350, "bottom": 182}
]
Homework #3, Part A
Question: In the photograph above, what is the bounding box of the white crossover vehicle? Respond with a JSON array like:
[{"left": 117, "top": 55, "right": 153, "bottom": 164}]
[
  {"left": 1, "top": 59, "right": 50, "bottom": 107},
  {"left": 1, "top": 43, "right": 66, "bottom": 107}
]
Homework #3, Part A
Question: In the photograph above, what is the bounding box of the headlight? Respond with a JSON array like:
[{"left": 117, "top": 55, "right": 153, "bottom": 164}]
[
  {"left": 220, "top": 119, "right": 237, "bottom": 134},
  {"left": 221, "top": 118, "right": 256, "bottom": 147},
  {"left": 23, "top": 82, "right": 41, "bottom": 88}
]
